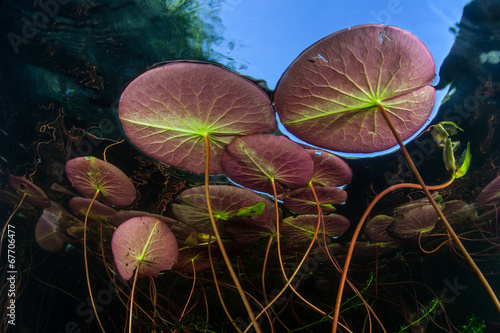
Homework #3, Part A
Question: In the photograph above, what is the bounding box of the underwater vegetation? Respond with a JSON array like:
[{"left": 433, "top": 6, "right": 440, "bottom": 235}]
[{"left": 2, "top": 1, "right": 500, "bottom": 332}]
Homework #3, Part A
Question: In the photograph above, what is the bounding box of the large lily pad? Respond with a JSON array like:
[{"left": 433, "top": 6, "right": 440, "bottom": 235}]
[
  {"left": 274, "top": 24, "right": 435, "bottom": 153},
  {"left": 221, "top": 134, "right": 314, "bottom": 194},
  {"left": 65, "top": 157, "right": 137, "bottom": 208},
  {"left": 111, "top": 216, "right": 179, "bottom": 281},
  {"left": 118, "top": 61, "right": 276, "bottom": 175}
]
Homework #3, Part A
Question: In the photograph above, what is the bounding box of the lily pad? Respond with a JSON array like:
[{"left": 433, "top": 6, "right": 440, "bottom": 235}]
[
  {"left": 281, "top": 214, "right": 350, "bottom": 245},
  {"left": 308, "top": 150, "right": 352, "bottom": 187},
  {"left": 35, "top": 205, "right": 66, "bottom": 252},
  {"left": 0, "top": 190, "right": 37, "bottom": 215},
  {"left": 363, "top": 214, "right": 403, "bottom": 245},
  {"left": 432, "top": 200, "right": 476, "bottom": 233},
  {"left": 225, "top": 211, "right": 277, "bottom": 246},
  {"left": 111, "top": 216, "right": 179, "bottom": 281},
  {"left": 65, "top": 157, "right": 137, "bottom": 208},
  {"left": 118, "top": 61, "right": 276, "bottom": 175},
  {"left": 274, "top": 24, "right": 435, "bottom": 153},
  {"left": 8, "top": 175, "right": 51, "bottom": 208},
  {"left": 68, "top": 197, "right": 117, "bottom": 225},
  {"left": 221, "top": 134, "right": 314, "bottom": 194},
  {"left": 172, "top": 185, "right": 274, "bottom": 232},
  {"left": 172, "top": 246, "right": 222, "bottom": 274},
  {"left": 389, "top": 202, "right": 440, "bottom": 240},
  {"left": 476, "top": 175, "right": 500, "bottom": 210},
  {"left": 283, "top": 186, "right": 347, "bottom": 214}
]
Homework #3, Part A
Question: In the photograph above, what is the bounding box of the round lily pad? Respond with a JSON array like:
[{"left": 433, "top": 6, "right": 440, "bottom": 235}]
[
  {"left": 65, "top": 156, "right": 137, "bottom": 208},
  {"left": 36, "top": 205, "right": 65, "bottom": 252},
  {"left": 221, "top": 134, "right": 314, "bottom": 194},
  {"left": 118, "top": 61, "right": 276, "bottom": 175},
  {"left": 111, "top": 216, "right": 179, "bottom": 281},
  {"left": 274, "top": 24, "right": 435, "bottom": 153},
  {"left": 281, "top": 214, "right": 350, "bottom": 244},
  {"left": 389, "top": 202, "right": 440, "bottom": 240}
]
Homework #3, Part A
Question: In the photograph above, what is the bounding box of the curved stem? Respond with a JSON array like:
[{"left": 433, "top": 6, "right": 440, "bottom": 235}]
[
  {"left": 207, "top": 230, "right": 242, "bottom": 333},
  {"left": 203, "top": 135, "right": 262, "bottom": 333},
  {"left": 84, "top": 190, "right": 106, "bottom": 333},
  {"left": 245, "top": 183, "right": 327, "bottom": 332},
  {"left": 333, "top": 103, "right": 500, "bottom": 331},
  {"left": 261, "top": 235, "right": 274, "bottom": 302},
  {"left": 179, "top": 260, "right": 197, "bottom": 321},
  {"left": 128, "top": 266, "right": 140, "bottom": 333},
  {"left": 330, "top": 178, "right": 454, "bottom": 332},
  {"left": 377, "top": 103, "right": 500, "bottom": 314}
]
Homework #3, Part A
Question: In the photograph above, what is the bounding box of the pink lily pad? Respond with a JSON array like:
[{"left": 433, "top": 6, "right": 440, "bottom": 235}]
[
  {"left": 274, "top": 24, "right": 435, "bottom": 153},
  {"left": 281, "top": 214, "right": 350, "bottom": 244},
  {"left": 283, "top": 186, "right": 347, "bottom": 214},
  {"left": 363, "top": 214, "right": 403, "bottom": 245},
  {"left": 68, "top": 196, "right": 117, "bottom": 225},
  {"left": 111, "top": 216, "right": 179, "bottom": 281},
  {"left": 172, "top": 185, "right": 274, "bottom": 232},
  {"left": 8, "top": 175, "right": 51, "bottom": 208},
  {"left": 172, "top": 247, "right": 222, "bottom": 274},
  {"left": 35, "top": 204, "right": 66, "bottom": 252},
  {"left": 476, "top": 175, "right": 500, "bottom": 210},
  {"left": 225, "top": 211, "right": 277, "bottom": 246},
  {"left": 118, "top": 61, "right": 276, "bottom": 175},
  {"left": 221, "top": 134, "right": 314, "bottom": 194},
  {"left": 65, "top": 156, "right": 136, "bottom": 208},
  {"left": 308, "top": 150, "right": 352, "bottom": 187},
  {"left": 389, "top": 202, "right": 440, "bottom": 240}
]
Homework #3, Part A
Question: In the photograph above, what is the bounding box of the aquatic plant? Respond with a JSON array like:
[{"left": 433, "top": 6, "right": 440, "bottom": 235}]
[
  {"left": 273, "top": 24, "right": 498, "bottom": 331},
  {"left": 111, "top": 216, "right": 179, "bottom": 333},
  {"left": 8, "top": 22, "right": 499, "bottom": 332},
  {"left": 118, "top": 61, "right": 276, "bottom": 175},
  {"left": 65, "top": 156, "right": 137, "bottom": 331},
  {"left": 113, "top": 24, "right": 500, "bottom": 332},
  {"left": 0, "top": 176, "right": 51, "bottom": 257}
]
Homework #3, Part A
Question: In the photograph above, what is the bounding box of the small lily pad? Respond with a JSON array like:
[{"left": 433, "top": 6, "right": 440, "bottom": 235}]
[
  {"left": 8, "top": 175, "right": 51, "bottom": 208},
  {"left": 111, "top": 216, "right": 179, "bottom": 281},
  {"left": 65, "top": 157, "right": 137, "bottom": 208}
]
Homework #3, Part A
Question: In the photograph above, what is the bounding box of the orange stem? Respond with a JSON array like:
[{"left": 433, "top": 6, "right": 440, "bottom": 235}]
[
  {"left": 83, "top": 190, "right": 106, "bottom": 333},
  {"left": 203, "top": 135, "right": 262, "bottom": 333}
]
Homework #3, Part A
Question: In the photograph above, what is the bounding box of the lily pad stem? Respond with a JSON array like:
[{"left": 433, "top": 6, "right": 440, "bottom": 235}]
[
  {"left": 84, "top": 190, "right": 106, "bottom": 333},
  {"left": 203, "top": 135, "right": 262, "bottom": 333},
  {"left": 375, "top": 102, "right": 500, "bottom": 316}
]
